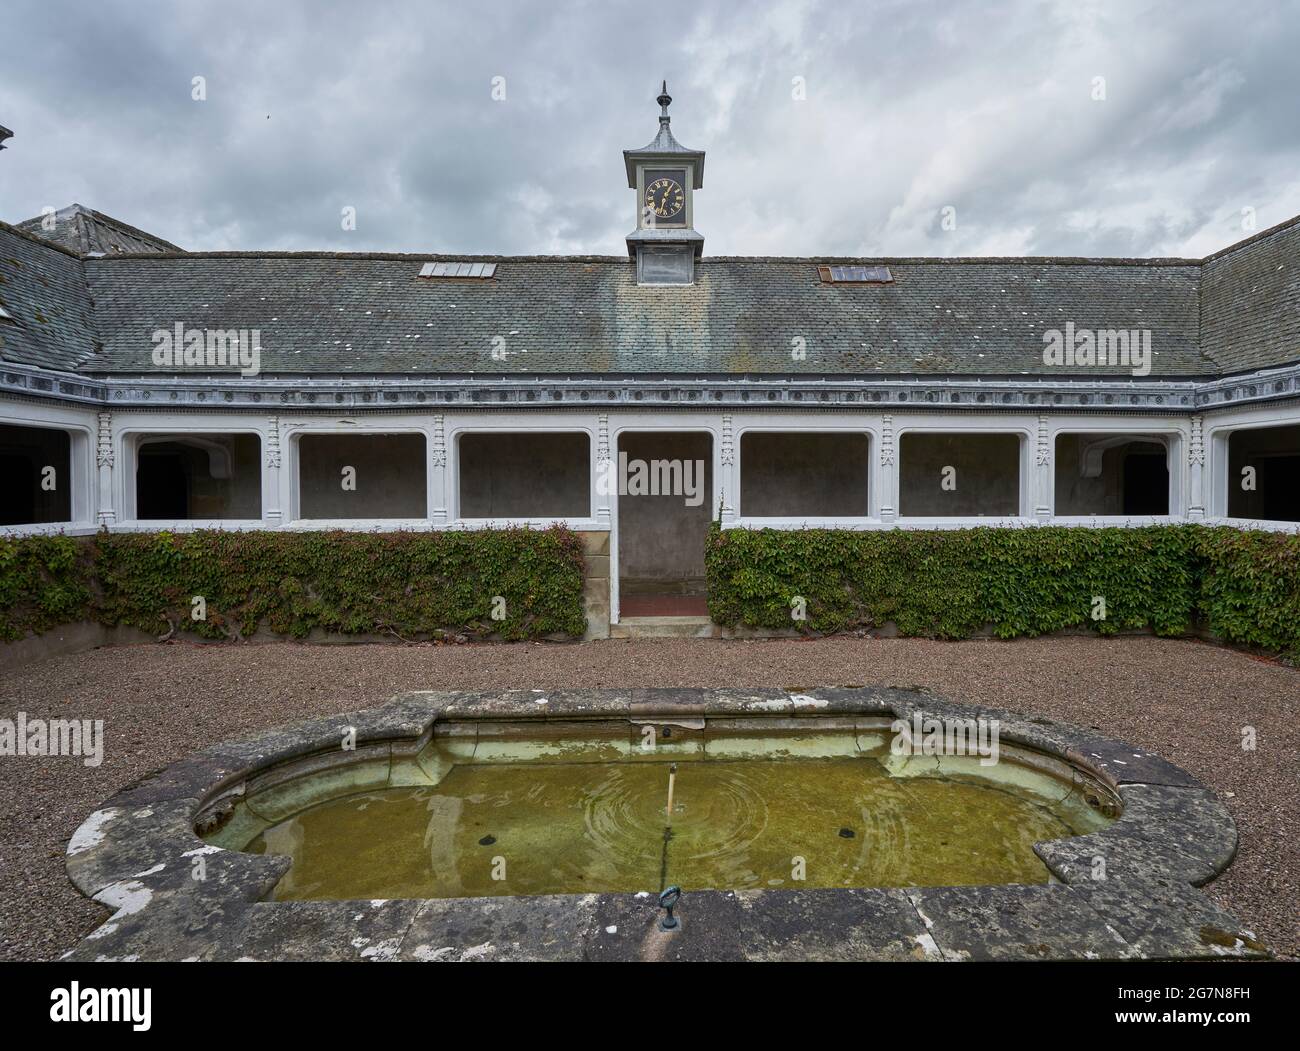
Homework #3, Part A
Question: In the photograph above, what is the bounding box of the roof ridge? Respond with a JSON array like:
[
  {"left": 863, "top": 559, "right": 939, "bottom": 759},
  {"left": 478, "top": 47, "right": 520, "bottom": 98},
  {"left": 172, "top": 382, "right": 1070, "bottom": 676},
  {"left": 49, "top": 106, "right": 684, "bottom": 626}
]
[
  {"left": 0, "top": 219, "right": 87, "bottom": 260},
  {"left": 1201, "top": 211, "right": 1300, "bottom": 263},
  {"left": 12, "top": 204, "right": 1297, "bottom": 266},
  {"left": 11, "top": 205, "right": 183, "bottom": 255},
  {"left": 82, "top": 250, "right": 635, "bottom": 263},
  {"left": 79, "top": 249, "right": 1205, "bottom": 267},
  {"left": 78, "top": 206, "right": 184, "bottom": 253}
]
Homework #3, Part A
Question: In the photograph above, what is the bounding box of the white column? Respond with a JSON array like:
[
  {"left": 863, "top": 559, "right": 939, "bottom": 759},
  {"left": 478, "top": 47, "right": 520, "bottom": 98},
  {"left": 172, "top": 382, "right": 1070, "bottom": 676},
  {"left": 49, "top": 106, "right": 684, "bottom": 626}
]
[
  {"left": 95, "top": 410, "right": 115, "bottom": 526},
  {"left": 878, "top": 414, "right": 896, "bottom": 522},
  {"left": 594, "top": 413, "right": 612, "bottom": 530},
  {"left": 264, "top": 414, "right": 282, "bottom": 524},
  {"left": 430, "top": 413, "right": 448, "bottom": 526},
  {"left": 1033, "top": 414, "right": 1052, "bottom": 522},
  {"left": 1187, "top": 414, "right": 1205, "bottom": 519},
  {"left": 718, "top": 412, "right": 737, "bottom": 525}
]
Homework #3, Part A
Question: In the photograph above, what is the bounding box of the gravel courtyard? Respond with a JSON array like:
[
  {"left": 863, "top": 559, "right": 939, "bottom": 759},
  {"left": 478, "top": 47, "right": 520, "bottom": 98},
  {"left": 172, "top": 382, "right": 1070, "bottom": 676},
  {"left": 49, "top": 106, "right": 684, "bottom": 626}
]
[{"left": 1, "top": 635, "right": 1295, "bottom": 962}]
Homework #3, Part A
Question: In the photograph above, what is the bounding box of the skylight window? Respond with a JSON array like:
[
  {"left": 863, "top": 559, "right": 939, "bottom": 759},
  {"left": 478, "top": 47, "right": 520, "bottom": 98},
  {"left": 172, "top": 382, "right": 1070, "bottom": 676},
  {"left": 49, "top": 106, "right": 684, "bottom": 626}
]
[
  {"left": 0, "top": 305, "right": 14, "bottom": 321},
  {"left": 818, "top": 265, "right": 893, "bottom": 284},
  {"left": 419, "top": 261, "right": 497, "bottom": 279}
]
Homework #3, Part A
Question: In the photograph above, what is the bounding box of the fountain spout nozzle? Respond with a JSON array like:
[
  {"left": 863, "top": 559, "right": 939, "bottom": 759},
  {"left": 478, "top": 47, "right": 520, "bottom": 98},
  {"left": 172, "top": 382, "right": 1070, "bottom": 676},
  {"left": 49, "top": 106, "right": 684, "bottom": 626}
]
[{"left": 658, "top": 886, "right": 681, "bottom": 931}]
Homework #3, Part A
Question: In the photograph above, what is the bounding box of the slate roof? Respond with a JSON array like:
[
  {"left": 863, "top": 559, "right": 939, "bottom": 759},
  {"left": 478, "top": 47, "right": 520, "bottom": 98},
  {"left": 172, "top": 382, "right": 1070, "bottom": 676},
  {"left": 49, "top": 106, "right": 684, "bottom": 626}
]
[
  {"left": 77, "top": 251, "right": 1206, "bottom": 377},
  {"left": 0, "top": 223, "right": 100, "bottom": 372},
  {"left": 1200, "top": 217, "right": 1300, "bottom": 375},
  {"left": 1, "top": 213, "right": 1297, "bottom": 382},
  {"left": 14, "top": 204, "right": 182, "bottom": 257}
]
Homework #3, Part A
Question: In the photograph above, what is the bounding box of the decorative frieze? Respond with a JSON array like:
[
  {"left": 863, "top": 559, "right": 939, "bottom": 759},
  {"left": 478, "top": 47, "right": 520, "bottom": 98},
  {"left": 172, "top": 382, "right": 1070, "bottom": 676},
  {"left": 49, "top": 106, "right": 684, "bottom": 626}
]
[
  {"left": 720, "top": 414, "right": 734, "bottom": 465},
  {"left": 3, "top": 356, "right": 1300, "bottom": 416},
  {"left": 880, "top": 415, "right": 894, "bottom": 466},
  {"left": 265, "top": 415, "right": 281, "bottom": 468},
  {"left": 1035, "top": 415, "right": 1051, "bottom": 466},
  {"left": 1189, "top": 414, "right": 1205, "bottom": 466},
  {"left": 431, "top": 414, "right": 447, "bottom": 467},
  {"left": 596, "top": 414, "right": 611, "bottom": 465},
  {"left": 96, "top": 411, "right": 113, "bottom": 468}
]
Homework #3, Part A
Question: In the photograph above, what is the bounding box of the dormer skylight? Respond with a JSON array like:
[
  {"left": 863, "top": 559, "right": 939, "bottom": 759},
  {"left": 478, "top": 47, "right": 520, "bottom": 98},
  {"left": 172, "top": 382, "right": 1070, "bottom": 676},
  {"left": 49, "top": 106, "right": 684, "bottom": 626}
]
[
  {"left": 819, "top": 265, "right": 893, "bottom": 284},
  {"left": 419, "top": 261, "right": 497, "bottom": 279}
]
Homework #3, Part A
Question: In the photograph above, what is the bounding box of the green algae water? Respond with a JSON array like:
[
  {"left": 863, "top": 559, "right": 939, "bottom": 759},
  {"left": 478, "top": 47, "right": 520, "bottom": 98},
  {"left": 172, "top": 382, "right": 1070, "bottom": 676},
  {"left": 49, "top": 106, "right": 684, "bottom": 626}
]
[{"left": 226, "top": 727, "right": 1116, "bottom": 900}]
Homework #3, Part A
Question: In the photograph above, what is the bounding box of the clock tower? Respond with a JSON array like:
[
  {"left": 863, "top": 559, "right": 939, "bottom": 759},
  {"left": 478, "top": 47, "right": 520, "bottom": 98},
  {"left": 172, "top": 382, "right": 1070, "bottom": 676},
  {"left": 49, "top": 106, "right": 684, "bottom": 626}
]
[{"left": 624, "top": 82, "right": 705, "bottom": 285}]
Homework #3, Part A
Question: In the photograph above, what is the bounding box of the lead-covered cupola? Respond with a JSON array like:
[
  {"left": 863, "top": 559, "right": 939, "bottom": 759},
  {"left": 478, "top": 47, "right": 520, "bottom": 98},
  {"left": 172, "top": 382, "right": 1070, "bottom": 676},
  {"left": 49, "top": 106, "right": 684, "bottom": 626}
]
[{"left": 624, "top": 81, "right": 705, "bottom": 285}]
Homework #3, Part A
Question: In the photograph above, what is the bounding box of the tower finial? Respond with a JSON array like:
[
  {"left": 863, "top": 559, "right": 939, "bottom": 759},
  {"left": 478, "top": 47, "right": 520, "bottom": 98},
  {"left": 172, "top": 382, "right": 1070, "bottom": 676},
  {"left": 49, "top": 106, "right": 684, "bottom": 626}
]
[{"left": 657, "top": 80, "right": 672, "bottom": 121}]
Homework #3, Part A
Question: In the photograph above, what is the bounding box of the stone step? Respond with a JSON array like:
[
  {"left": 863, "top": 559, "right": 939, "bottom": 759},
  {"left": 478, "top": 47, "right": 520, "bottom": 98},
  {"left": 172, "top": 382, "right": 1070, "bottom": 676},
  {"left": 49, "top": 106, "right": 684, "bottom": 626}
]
[{"left": 609, "top": 615, "right": 718, "bottom": 639}]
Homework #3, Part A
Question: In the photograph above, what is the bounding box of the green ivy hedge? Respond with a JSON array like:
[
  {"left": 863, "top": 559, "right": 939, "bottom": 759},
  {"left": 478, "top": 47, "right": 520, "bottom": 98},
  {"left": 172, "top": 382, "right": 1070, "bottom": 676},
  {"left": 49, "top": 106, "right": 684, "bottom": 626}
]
[
  {"left": 1, "top": 527, "right": 587, "bottom": 643},
  {"left": 4, "top": 524, "right": 1298, "bottom": 659},
  {"left": 0, "top": 534, "right": 95, "bottom": 642},
  {"left": 706, "top": 523, "right": 1300, "bottom": 660},
  {"left": 1192, "top": 526, "right": 1300, "bottom": 658}
]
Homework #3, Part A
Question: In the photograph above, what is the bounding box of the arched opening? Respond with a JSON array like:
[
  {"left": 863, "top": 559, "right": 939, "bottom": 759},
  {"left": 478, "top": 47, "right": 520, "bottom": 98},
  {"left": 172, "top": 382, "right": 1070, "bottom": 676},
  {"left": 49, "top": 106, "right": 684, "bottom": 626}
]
[
  {"left": 0, "top": 424, "right": 72, "bottom": 526},
  {"left": 1053, "top": 434, "right": 1170, "bottom": 516},
  {"left": 1227, "top": 424, "right": 1300, "bottom": 522},
  {"left": 134, "top": 434, "right": 261, "bottom": 520}
]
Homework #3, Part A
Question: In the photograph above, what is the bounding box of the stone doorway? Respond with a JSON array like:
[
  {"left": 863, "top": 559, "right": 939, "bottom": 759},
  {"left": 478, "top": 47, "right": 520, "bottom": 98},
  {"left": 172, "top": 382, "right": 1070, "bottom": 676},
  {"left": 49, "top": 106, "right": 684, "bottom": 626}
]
[{"left": 615, "top": 432, "right": 712, "bottom": 619}]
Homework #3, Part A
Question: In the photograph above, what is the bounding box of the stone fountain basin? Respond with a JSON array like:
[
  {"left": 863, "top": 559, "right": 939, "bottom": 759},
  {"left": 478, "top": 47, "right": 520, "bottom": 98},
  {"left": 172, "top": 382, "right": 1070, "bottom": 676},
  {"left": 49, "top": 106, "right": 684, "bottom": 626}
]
[{"left": 63, "top": 687, "right": 1266, "bottom": 962}]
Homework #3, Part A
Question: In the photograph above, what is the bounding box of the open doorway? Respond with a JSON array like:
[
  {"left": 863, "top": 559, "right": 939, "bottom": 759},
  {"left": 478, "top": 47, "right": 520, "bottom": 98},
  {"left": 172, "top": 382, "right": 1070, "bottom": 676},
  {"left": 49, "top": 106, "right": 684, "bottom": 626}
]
[
  {"left": 1228, "top": 424, "right": 1300, "bottom": 522},
  {"left": 616, "top": 432, "right": 712, "bottom": 618},
  {"left": 1053, "top": 434, "right": 1170, "bottom": 517},
  {"left": 135, "top": 434, "right": 261, "bottom": 520},
  {"left": 0, "top": 424, "right": 72, "bottom": 526}
]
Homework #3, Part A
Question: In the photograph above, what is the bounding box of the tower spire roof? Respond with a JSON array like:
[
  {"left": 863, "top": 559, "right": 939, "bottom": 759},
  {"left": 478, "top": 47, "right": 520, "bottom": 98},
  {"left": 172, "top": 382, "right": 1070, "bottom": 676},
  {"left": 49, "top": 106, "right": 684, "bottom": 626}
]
[
  {"left": 623, "top": 81, "right": 705, "bottom": 188},
  {"left": 657, "top": 80, "right": 672, "bottom": 119}
]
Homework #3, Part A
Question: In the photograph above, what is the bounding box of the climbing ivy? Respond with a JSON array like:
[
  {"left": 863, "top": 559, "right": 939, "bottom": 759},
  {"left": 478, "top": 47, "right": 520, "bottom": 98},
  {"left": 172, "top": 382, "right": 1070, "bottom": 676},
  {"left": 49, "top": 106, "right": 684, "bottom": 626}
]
[
  {"left": 1191, "top": 526, "right": 1300, "bottom": 660},
  {"left": 706, "top": 523, "right": 1300, "bottom": 661},
  {"left": 3, "top": 525, "right": 1298, "bottom": 661},
  {"left": 0, "top": 534, "right": 94, "bottom": 641},
  {"left": 0, "top": 527, "right": 586, "bottom": 643}
]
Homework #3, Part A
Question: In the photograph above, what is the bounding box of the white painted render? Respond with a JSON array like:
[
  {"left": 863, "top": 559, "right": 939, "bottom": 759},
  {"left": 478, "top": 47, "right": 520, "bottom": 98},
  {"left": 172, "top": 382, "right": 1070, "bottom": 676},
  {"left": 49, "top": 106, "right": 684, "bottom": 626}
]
[{"left": 3, "top": 398, "right": 1299, "bottom": 624}]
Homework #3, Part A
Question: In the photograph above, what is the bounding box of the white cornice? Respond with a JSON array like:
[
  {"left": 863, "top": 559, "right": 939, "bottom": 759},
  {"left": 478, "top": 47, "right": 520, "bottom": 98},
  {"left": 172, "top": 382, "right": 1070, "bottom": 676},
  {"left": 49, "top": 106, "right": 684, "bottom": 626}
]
[{"left": 2, "top": 360, "right": 1300, "bottom": 415}]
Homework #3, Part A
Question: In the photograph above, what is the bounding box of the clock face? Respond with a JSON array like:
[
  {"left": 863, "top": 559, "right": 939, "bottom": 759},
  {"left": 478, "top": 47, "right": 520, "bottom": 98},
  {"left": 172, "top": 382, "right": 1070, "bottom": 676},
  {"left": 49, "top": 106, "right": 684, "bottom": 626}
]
[{"left": 644, "top": 172, "right": 686, "bottom": 222}]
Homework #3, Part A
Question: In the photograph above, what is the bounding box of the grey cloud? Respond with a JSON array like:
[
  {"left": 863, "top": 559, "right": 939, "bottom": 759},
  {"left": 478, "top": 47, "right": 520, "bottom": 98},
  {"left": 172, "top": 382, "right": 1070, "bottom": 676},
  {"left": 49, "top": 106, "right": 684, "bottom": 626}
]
[{"left": 1, "top": 0, "right": 1297, "bottom": 258}]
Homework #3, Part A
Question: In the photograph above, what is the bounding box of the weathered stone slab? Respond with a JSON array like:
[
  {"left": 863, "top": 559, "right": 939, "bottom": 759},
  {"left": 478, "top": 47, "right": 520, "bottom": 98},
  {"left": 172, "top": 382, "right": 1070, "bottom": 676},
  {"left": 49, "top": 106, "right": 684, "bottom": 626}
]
[
  {"left": 577, "top": 887, "right": 935, "bottom": 962},
  {"left": 904, "top": 884, "right": 1134, "bottom": 961},
  {"left": 213, "top": 899, "right": 425, "bottom": 962},
  {"left": 66, "top": 798, "right": 202, "bottom": 897},
  {"left": 1064, "top": 878, "right": 1270, "bottom": 960},
  {"left": 397, "top": 894, "right": 597, "bottom": 961},
  {"left": 581, "top": 890, "right": 746, "bottom": 961},
  {"left": 62, "top": 856, "right": 287, "bottom": 961},
  {"left": 1036, "top": 784, "right": 1237, "bottom": 888},
  {"left": 724, "top": 887, "right": 936, "bottom": 962},
  {"left": 1114, "top": 783, "right": 1238, "bottom": 875}
]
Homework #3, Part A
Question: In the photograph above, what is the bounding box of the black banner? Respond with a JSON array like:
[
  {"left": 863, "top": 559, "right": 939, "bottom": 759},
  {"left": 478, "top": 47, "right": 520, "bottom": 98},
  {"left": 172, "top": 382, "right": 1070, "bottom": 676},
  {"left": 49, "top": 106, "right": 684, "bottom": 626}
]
[{"left": 2, "top": 960, "right": 1291, "bottom": 1037}]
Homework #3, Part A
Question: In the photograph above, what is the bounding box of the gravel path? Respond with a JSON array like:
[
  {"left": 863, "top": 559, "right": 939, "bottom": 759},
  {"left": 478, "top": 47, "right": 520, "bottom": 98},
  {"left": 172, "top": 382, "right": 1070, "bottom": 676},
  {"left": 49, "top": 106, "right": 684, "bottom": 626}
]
[{"left": 1, "top": 635, "right": 1295, "bottom": 961}]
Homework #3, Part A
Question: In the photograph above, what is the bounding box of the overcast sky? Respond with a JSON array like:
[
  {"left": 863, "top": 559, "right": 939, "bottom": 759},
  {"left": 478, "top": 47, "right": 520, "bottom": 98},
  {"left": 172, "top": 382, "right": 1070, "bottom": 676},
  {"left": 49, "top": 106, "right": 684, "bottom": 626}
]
[{"left": 2, "top": 0, "right": 1298, "bottom": 259}]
